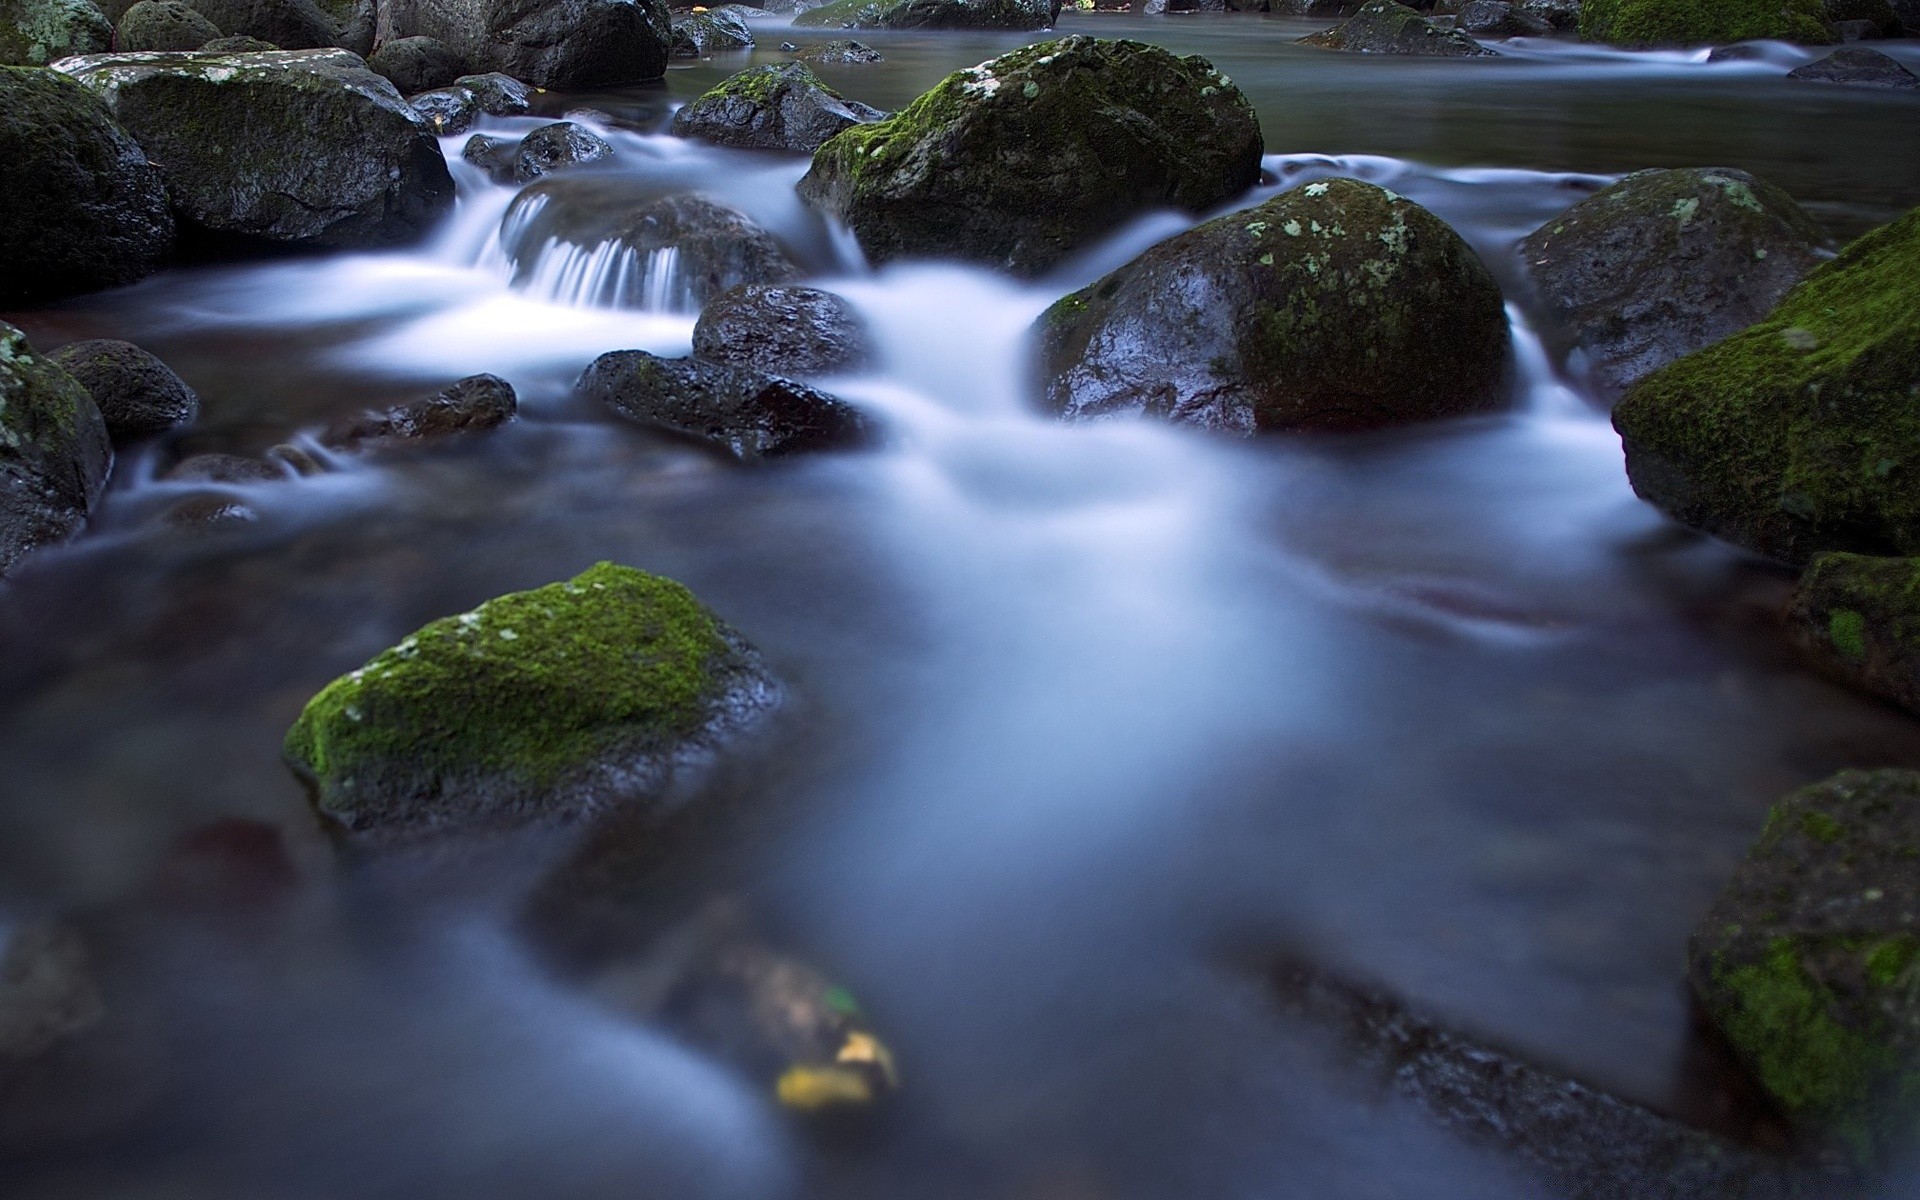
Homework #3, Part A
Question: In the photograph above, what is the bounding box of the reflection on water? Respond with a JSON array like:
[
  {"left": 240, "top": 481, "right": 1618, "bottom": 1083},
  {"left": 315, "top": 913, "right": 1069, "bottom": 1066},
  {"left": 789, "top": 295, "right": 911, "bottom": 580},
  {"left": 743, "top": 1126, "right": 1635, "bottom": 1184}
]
[{"left": 5, "top": 14, "right": 1920, "bottom": 1198}]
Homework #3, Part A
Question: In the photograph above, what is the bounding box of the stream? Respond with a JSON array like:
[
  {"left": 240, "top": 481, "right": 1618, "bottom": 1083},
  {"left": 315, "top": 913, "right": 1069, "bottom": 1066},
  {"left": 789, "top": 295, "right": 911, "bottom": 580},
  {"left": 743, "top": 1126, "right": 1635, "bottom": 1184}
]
[{"left": 6, "top": 13, "right": 1920, "bottom": 1198}]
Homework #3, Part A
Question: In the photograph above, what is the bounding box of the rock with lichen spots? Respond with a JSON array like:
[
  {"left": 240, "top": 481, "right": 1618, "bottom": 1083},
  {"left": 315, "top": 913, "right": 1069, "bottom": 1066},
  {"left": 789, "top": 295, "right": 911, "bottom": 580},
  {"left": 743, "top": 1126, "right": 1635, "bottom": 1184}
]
[
  {"left": 1035, "top": 177, "right": 1509, "bottom": 434},
  {"left": 0, "top": 0, "right": 109, "bottom": 66},
  {"left": 1786, "top": 553, "right": 1920, "bottom": 717},
  {"left": 283, "top": 561, "right": 777, "bottom": 840},
  {"left": 1690, "top": 768, "right": 1920, "bottom": 1166},
  {"left": 1612, "top": 205, "right": 1920, "bottom": 565}
]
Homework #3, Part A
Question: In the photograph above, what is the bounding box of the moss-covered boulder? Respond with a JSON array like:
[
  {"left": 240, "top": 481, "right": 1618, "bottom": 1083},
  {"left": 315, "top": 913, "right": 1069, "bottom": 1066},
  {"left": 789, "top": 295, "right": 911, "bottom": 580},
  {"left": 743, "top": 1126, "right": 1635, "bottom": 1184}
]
[
  {"left": 1520, "top": 167, "right": 1828, "bottom": 397},
  {"left": 0, "top": 65, "right": 174, "bottom": 303},
  {"left": 1297, "top": 1, "right": 1494, "bottom": 54},
  {"left": 581, "top": 350, "right": 876, "bottom": 459},
  {"left": 0, "top": 0, "right": 108, "bottom": 65},
  {"left": 1578, "top": 0, "right": 1831, "bottom": 46},
  {"left": 1785, "top": 553, "right": 1920, "bottom": 717},
  {"left": 1036, "top": 177, "right": 1509, "bottom": 434},
  {"left": 284, "top": 562, "right": 776, "bottom": 838},
  {"left": 670, "top": 62, "right": 883, "bottom": 154},
  {"left": 797, "top": 37, "right": 1262, "bottom": 277},
  {"left": 1611, "top": 206, "right": 1920, "bottom": 565},
  {"left": 57, "top": 48, "right": 454, "bottom": 252},
  {"left": 1690, "top": 768, "right": 1920, "bottom": 1164},
  {"left": 791, "top": 0, "right": 1055, "bottom": 29},
  {"left": 0, "top": 322, "right": 112, "bottom": 577},
  {"left": 375, "top": 0, "right": 670, "bottom": 90},
  {"left": 116, "top": 0, "right": 219, "bottom": 49}
]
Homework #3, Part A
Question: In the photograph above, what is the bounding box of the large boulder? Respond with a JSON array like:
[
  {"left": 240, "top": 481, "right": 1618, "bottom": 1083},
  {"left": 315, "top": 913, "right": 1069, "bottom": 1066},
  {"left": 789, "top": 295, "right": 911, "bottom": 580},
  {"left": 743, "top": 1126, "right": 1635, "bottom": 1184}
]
[
  {"left": 580, "top": 350, "right": 876, "bottom": 459},
  {"left": 187, "top": 0, "right": 339, "bottom": 47},
  {"left": 374, "top": 0, "right": 670, "bottom": 90},
  {"left": 284, "top": 561, "right": 776, "bottom": 839},
  {"left": 0, "top": 0, "right": 108, "bottom": 66},
  {"left": 1519, "top": 167, "right": 1828, "bottom": 397},
  {"left": 1298, "top": 1, "right": 1494, "bottom": 53},
  {"left": 0, "top": 322, "right": 112, "bottom": 577},
  {"left": 669, "top": 3, "right": 752, "bottom": 56},
  {"left": 1036, "top": 177, "right": 1510, "bottom": 434},
  {"left": 116, "top": 0, "right": 219, "bottom": 48},
  {"left": 1611, "top": 206, "right": 1920, "bottom": 565},
  {"left": 1578, "top": 0, "right": 1830, "bottom": 45},
  {"left": 1785, "top": 552, "right": 1920, "bottom": 717},
  {"left": 58, "top": 49, "right": 455, "bottom": 252},
  {"left": 791, "top": 0, "right": 1055, "bottom": 27},
  {"left": 692, "top": 284, "right": 872, "bottom": 376},
  {"left": 366, "top": 33, "right": 463, "bottom": 93},
  {"left": 1788, "top": 46, "right": 1920, "bottom": 88},
  {"left": 0, "top": 65, "right": 173, "bottom": 303},
  {"left": 46, "top": 338, "right": 198, "bottom": 443},
  {"left": 797, "top": 37, "right": 1263, "bottom": 277},
  {"left": 1690, "top": 768, "right": 1920, "bottom": 1165},
  {"left": 669, "top": 62, "right": 883, "bottom": 154}
]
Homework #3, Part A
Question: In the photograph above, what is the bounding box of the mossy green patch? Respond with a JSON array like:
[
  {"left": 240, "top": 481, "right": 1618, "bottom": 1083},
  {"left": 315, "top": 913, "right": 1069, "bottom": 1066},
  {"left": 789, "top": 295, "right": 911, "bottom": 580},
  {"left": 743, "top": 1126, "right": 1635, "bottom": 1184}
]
[
  {"left": 1830, "top": 608, "right": 1867, "bottom": 660},
  {"left": 1579, "top": 0, "right": 1832, "bottom": 45}
]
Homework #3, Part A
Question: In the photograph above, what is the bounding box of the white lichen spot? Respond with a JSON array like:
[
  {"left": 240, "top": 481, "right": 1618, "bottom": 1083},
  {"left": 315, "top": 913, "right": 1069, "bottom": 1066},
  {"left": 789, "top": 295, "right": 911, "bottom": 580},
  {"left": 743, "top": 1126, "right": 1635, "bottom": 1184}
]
[
  {"left": 1282, "top": 220, "right": 1302, "bottom": 236},
  {"left": 1258, "top": 252, "right": 1274, "bottom": 266},
  {"left": 1670, "top": 197, "right": 1699, "bottom": 225},
  {"left": 1781, "top": 327, "right": 1819, "bottom": 352},
  {"left": 1022, "top": 81, "right": 1039, "bottom": 99},
  {"left": 499, "top": 628, "right": 519, "bottom": 641},
  {"left": 1304, "top": 182, "right": 1329, "bottom": 197},
  {"left": 1754, "top": 248, "right": 1768, "bottom": 259},
  {"left": 1246, "top": 220, "right": 1269, "bottom": 238},
  {"left": 344, "top": 705, "right": 363, "bottom": 722}
]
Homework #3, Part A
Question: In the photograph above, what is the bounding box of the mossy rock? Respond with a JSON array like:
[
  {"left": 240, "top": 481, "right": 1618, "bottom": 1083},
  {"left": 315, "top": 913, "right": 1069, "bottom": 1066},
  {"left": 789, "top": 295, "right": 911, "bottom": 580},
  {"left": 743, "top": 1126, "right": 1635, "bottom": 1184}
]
[
  {"left": 1786, "top": 552, "right": 1920, "bottom": 717},
  {"left": 283, "top": 562, "right": 777, "bottom": 838},
  {"left": 57, "top": 48, "right": 454, "bottom": 252},
  {"left": 1297, "top": 1, "right": 1494, "bottom": 54},
  {"left": 0, "top": 65, "right": 174, "bottom": 303},
  {"left": 1036, "top": 177, "right": 1510, "bottom": 434},
  {"left": 1690, "top": 768, "right": 1920, "bottom": 1165},
  {"left": 1520, "top": 167, "right": 1828, "bottom": 397},
  {"left": 46, "top": 337, "right": 199, "bottom": 443},
  {"left": 1611, "top": 205, "right": 1920, "bottom": 565},
  {"left": 0, "top": 0, "right": 108, "bottom": 65},
  {"left": 797, "top": 36, "right": 1263, "bottom": 277},
  {"left": 670, "top": 62, "right": 884, "bottom": 154},
  {"left": 791, "top": 0, "right": 1055, "bottom": 29},
  {"left": 1579, "top": 0, "right": 1831, "bottom": 46},
  {"left": 0, "top": 322, "right": 113, "bottom": 577}
]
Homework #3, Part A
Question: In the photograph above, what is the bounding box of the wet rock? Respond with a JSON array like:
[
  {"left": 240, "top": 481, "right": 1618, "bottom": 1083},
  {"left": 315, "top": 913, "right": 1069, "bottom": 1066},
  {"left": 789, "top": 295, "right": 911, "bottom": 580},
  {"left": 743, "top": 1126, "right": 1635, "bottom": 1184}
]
[
  {"left": 188, "top": 0, "right": 339, "bottom": 47},
  {"left": 1785, "top": 553, "right": 1920, "bottom": 717},
  {"left": 0, "top": 322, "right": 112, "bottom": 577},
  {"left": 1459, "top": 0, "right": 1551, "bottom": 35},
  {"left": 670, "top": 61, "right": 884, "bottom": 154},
  {"left": 791, "top": 0, "right": 1056, "bottom": 27},
  {"left": 1515, "top": 0, "right": 1579, "bottom": 28},
  {"left": 163, "top": 451, "right": 285, "bottom": 482},
  {"left": 318, "top": 372, "right": 516, "bottom": 449},
  {"left": 502, "top": 185, "right": 799, "bottom": 309},
  {"left": 1298, "top": 2, "right": 1495, "bottom": 54},
  {"left": 670, "top": 3, "right": 753, "bottom": 56},
  {"left": 1578, "top": 0, "right": 1830, "bottom": 47},
  {"left": 513, "top": 119, "right": 612, "bottom": 181},
  {"left": 0, "top": 65, "right": 174, "bottom": 304},
  {"left": 798, "top": 36, "right": 1263, "bottom": 277},
  {"left": 367, "top": 33, "right": 463, "bottom": 94},
  {"left": 1036, "top": 177, "right": 1509, "bottom": 435},
  {"left": 408, "top": 83, "right": 477, "bottom": 135},
  {"left": 59, "top": 49, "right": 455, "bottom": 252},
  {"left": 46, "top": 338, "right": 199, "bottom": 444},
  {"left": 692, "top": 284, "right": 871, "bottom": 375},
  {"left": 581, "top": 349, "right": 875, "bottom": 459},
  {"left": 197, "top": 30, "right": 274, "bottom": 46},
  {"left": 375, "top": 0, "right": 671, "bottom": 89},
  {"left": 115, "top": 0, "right": 218, "bottom": 49},
  {"left": 1611, "top": 205, "right": 1920, "bottom": 565},
  {"left": 0, "top": 0, "right": 109, "bottom": 65},
  {"left": 0, "top": 922, "right": 104, "bottom": 1059},
  {"left": 283, "top": 561, "right": 778, "bottom": 839},
  {"left": 461, "top": 130, "right": 515, "bottom": 182},
  {"left": 1787, "top": 46, "right": 1919, "bottom": 88},
  {"left": 792, "top": 37, "right": 882, "bottom": 61},
  {"left": 454, "top": 69, "right": 530, "bottom": 114},
  {"left": 1691, "top": 768, "right": 1920, "bottom": 1165},
  {"left": 1520, "top": 167, "right": 1828, "bottom": 396}
]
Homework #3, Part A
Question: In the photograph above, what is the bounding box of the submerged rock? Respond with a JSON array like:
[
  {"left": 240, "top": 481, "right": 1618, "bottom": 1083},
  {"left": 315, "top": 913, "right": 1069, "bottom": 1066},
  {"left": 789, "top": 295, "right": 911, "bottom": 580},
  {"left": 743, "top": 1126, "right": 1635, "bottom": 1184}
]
[
  {"left": 1520, "top": 167, "right": 1828, "bottom": 396},
  {"left": 0, "top": 322, "right": 112, "bottom": 577},
  {"left": 692, "top": 284, "right": 872, "bottom": 376},
  {"left": 115, "top": 0, "right": 219, "bottom": 49},
  {"left": 581, "top": 349, "right": 876, "bottom": 459},
  {"left": 1611, "top": 205, "right": 1920, "bottom": 565},
  {"left": 1299, "top": 1, "right": 1495, "bottom": 53},
  {"left": 1787, "top": 47, "right": 1919, "bottom": 88},
  {"left": 670, "top": 4, "right": 753, "bottom": 56},
  {"left": 0, "top": 65, "right": 174, "bottom": 303},
  {"left": 59, "top": 48, "right": 454, "bottom": 252},
  {"left": 319, "top": 372, "right": 516, "bottom": 449},
  {"left": 798, "top": 36, "right": 1263, "bottom": 277},
  {"left": 1578, "top": 0, "right": 1829, "bottom": 46},
  {"left": 670, "top": 62, "right": 883, "bottom": 154},
  {"left": 1036, "top": 177, "right": 1509, "bottom": 434},
  {"left": 1785, "top": 553, "right": 1920, "bottom": 717},
  {"left": 1691, "top": 768, "right": 1920, "bottom": 1165},
  {"left": 374, "top": 0, "right": 671, "bottom": 89},
  {"left": 285, "top": 562, "right": 776, "bottom": 838},
  {"left": 512, "top": 120, "right": 612, "bottom": 181},
  {"left": 791, "top": 0, "right": 1056, "bottom": 28},
  {"left": 46, "top": 338, "right": 199, "bottom": 443},
  {"left": 792, "top": 37, "right": 882, "bottom": 61},
  {"left": 0, "top": 0, "right": 110, "bottom": 66},
  {"left": 367, "top": 33, "right": 463, "bottom": 94}
]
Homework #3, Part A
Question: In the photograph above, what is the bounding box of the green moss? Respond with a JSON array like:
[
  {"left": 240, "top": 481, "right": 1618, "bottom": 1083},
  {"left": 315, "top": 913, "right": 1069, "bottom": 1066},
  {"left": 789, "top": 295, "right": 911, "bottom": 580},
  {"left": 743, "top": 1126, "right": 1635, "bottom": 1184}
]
[
  {"left": 1579, "top": 0, "right": 1833, "bottom": 45},
  {"left": 1801, "top": 808, "right": 1845, "bottom": 843},
  {"left": 1868, "top": 936, "right": 1917, "bottom": 987},
  {"left": 284, "top": 562, "right": 736, "bottom": 823},
  {"left": 792, "top": 0, "right": 885, "bottom": 25},
  {"left": 1830, "top": 608, "right": 1868, "bottom": 660},
  {"left": 708, "top": 62, "right": 844, "bottom": 106}
]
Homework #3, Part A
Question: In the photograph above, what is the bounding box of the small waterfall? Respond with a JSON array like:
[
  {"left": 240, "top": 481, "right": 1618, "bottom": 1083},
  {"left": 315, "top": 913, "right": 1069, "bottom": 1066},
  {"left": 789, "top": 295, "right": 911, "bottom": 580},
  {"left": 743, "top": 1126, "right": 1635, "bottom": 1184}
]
[{"left": 505, "top": 239, "right": 693, "bottom": 312}]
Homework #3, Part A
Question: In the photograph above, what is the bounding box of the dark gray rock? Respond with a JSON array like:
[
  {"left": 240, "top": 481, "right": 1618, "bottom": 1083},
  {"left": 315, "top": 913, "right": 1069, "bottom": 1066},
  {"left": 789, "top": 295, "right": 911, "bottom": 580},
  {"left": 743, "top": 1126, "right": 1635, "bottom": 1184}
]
[
  {"left": 1515, "top": 0, "right": 1578, "bottom": 26},
  {"left": 188, "top": 0, "right": 338, "bottom": 47},
  {"left": 669, "top": 3, "right": 753, "bottom": 56},
  {"left": 60, "top": 49, "right": 455, "bottom": 252},
  {"left": 319, "top": 372, "right": 516, "bottom": 449},
  {"left": 0, "top": 322, "right": 112, "bottom": 577},
  {"left": 513, "top": 119, "right": 611, "bottom": 181},
  {"left": 670, "top": 62, "right": 883, "bottom": 154},
  {"left": 1787, "top": 46, "right": 1919, "bottom": 88},
  {"left": 1036, "top": 177, "right": 1510, "bottom": 434},
  {"left": 461, "top": 130, "right": 514, "bottom": 182},
  {"left": 408, "top": 83, "right": 476, "bottom": 134},
  {"left": 0, "top": 64, "right": 174, "bottom": 303},
  {"left": 792, "top": 36, "right": 881, "bottom": 61},
  {"left": 1459, "top": 0, "right": 1550, "bottom": 35},
  {"left": 116, "top": 0, "right": 219, "bottom": 49},
  {"left": 375, "top": 0, "right": 671, "bottom": 90},
  {"left": 368, "top": 33, "right": 464, "bottom": 94},
  {"left": 0, "top": 0, "right": 110, "bottom": 65},
  {"left": 454, "top": 69, "right": 530, "bottom": 114},
  {"left": 581, "top": 349, "right": 875, "bottom": 459},
  {"left": 1520, "top": 167, "right": 1828, "bottom": 396},
  {"left": 1298, "top": 0, "right": 1495, "bottom": 53},
  {"left": 693, "top": 284, "right": 871, "bottom": 375},
  {"left": 46, "top": 339, "right": 199, "bottom": 443}
]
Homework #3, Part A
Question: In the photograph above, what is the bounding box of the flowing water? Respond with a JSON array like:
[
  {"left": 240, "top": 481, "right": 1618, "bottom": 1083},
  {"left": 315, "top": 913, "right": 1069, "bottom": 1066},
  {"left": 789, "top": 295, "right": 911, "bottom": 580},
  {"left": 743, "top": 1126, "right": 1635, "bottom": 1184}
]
[{"left": 5, "top": 15, "right": 1920, "bottom": 1199}]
